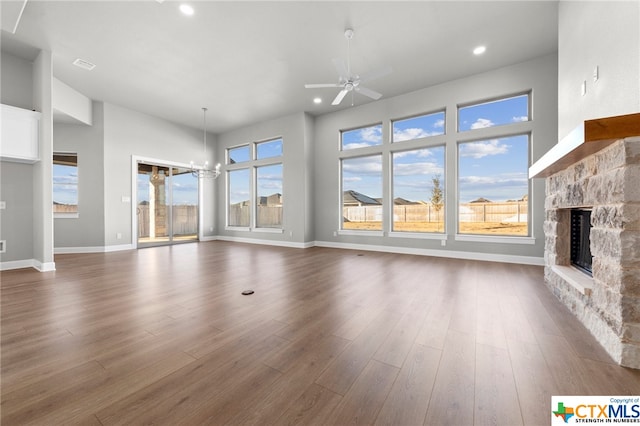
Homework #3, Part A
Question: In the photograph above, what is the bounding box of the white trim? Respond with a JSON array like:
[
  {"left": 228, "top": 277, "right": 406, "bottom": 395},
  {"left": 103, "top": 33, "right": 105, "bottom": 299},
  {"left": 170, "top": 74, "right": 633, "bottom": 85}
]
[
  {"left": 314, "top": 240, "right": 544, "bottom": 266},
  {"left": 216, "top": 235, "right": 313, "bottom": 249},
  {"left": 550, "top": 264, "right": 593, "bottom": 296},
  {"left": 54, "top": 212, "right": 79, "bottom": 219},
  {"left": 200, "top": 235, "right": 218, "bottom": 242},
  {"left": 225, "top": 226, "right": 251, "bottom": 232},
  {"left": 34, "top": 261, "right": 56, "bottom": 272},
  {"left": 253, "top": 228, "right": 284, "bottom": 234},
  {"left": 337, "top": 230, "right": 384, "bottom": 237},
  {"left": 0, "top": 259, "right": 38, "bottom": 271},
  {"left": 54, "top": 244, "right": 134, "bottom": 254},
  {"left": 0, "top": 259, "right": 56, "bottom": 272},
  {"left": 388, "top": 231, "right": 447, "bottom": 240},
  {"left": 455, "top": 234, "right": 536, "bottom": 245}
]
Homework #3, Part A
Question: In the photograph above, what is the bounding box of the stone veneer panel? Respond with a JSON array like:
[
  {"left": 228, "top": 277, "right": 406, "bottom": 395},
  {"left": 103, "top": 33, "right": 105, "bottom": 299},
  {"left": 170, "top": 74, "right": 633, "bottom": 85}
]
[{"left": 544, "top": 137, "right": 640, "bottom": 368}]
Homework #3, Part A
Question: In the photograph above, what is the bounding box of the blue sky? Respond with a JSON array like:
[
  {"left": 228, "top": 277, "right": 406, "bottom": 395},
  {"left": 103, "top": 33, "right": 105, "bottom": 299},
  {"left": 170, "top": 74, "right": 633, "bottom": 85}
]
[
  {"left": 52, "top": 164, "right": 78, "bottom": 205},
  {"left": 136, "top": 169, "right": 198, "bottom": 205},
  {"left": 342, "top": 95, "right": 529, "bottom": 203}
]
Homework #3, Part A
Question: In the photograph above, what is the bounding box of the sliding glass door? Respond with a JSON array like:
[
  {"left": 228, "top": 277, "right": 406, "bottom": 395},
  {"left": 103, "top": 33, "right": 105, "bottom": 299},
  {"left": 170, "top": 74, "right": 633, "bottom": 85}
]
[{"left": 137, "top": 162, "right": 198, "bottom": 247}]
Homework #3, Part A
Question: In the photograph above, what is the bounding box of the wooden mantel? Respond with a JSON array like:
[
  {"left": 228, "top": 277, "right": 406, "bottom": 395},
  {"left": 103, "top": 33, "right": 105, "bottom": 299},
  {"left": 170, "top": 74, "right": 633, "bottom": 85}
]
[{"left": 529, "top": 113, "right": 640, "bottom": 178}]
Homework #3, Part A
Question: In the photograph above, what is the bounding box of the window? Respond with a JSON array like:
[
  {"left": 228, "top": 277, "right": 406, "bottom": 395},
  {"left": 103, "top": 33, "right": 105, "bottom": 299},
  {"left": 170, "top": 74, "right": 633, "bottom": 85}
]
[
  {"left": 228, "top": 168, "right": 250, "bottom": 227},
  {"left": 227, "top": 145, "right": 250, "bottom": 164},
  {"left": 256, "top": 138, "right": 283, "bottom": 160},
  {"left": 53, "top": 153, "right": 78, "bottom": 217},
  {"left": 226, "top": 137, "right": 284, "bottom": 230},
  {"left": 458, "top": 94, "right": 529, "bottom": 132},
  {"left": 392, "top": 146, "right": 445, "bottom": 233},
  {"left": 341, "top": 155, "right": 382, "bottom": 231},
  {"left": 392, "top": 111, "right": 445, "bottom": 142},
  {"left": 341, "top": 124, "right": 382, "bottom": 150},
  {"left": 256, "top": 164, "right": 283, "bottom": 228},
  {"left": 458, "top": 134, "right": 529, "bottom": 236}
]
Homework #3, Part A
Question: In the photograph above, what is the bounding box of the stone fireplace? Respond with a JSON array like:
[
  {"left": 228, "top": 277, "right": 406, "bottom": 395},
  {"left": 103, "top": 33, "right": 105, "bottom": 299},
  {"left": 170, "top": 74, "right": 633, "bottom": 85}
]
[{"left": 530, "top": 113, "right": 640, "bottom": 368}]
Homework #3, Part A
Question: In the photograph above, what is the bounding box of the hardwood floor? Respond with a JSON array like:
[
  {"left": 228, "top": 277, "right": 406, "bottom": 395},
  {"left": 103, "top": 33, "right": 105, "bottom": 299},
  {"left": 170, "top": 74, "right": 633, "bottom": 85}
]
[{"left": 2, "top": 241, "right": 639, "bottom": 425}]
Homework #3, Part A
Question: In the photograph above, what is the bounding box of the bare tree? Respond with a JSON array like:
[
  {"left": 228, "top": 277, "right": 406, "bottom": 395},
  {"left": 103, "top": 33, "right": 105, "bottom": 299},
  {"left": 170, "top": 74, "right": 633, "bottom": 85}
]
[{"left": 430, "top": 174, "right": 444, "bottom": 231}]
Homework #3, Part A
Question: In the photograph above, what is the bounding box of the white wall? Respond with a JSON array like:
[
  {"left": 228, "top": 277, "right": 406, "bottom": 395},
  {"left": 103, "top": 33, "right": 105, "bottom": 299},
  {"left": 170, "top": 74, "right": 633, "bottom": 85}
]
[
  {"left": 313, "top": 54, "right": 558, "bottom": 262},
  {"left": 558, "top": 1, "right": 640, "bottom": 139}
]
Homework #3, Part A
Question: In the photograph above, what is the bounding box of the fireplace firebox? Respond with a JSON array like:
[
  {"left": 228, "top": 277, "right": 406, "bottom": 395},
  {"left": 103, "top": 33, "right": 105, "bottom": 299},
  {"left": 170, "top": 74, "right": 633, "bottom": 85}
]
[{"left": 570, "top": 209, "right": 593, "bottom": 275}]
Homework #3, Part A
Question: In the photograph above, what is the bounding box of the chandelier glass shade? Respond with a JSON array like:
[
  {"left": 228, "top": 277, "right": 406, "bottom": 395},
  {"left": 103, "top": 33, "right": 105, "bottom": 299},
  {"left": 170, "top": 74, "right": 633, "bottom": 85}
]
[{"left": 191, "top": 107, "right": 220, "bottom": 179}]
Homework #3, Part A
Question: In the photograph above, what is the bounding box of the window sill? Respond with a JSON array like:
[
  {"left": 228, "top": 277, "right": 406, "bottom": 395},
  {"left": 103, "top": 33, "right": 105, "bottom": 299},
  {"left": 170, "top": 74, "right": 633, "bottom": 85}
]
[
  {"left": 253, "top": 227, "right": 284, "bottom": 234},
  {"left": 388, "top": 231, "right": 446, "bottom": 240},
  {"left": 455, "top": 234, "right": 536, "bottom": 245},
  {"left": 54, "top": 213, "right": 79, "bottom": 219},
  {"left": 551, "top": 264, "right": 593, "bottom": 296},
  {"left": 225, "top": 226, "right": 251, "bottom": 232},
  {"left": 338, "top": 230, "right": 384, "bottom": 237}
]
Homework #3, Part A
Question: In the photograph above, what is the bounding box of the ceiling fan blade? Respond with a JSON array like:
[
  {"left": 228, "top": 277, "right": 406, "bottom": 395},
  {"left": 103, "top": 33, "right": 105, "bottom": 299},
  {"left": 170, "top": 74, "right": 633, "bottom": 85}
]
[
  {"left": 332, "top": 89, "right": 349, "bottom": 105},
  {"left": 305, "top": 83, "right": 341, "bottom": 88},
  {"left": 332, "top": 57, "right": 349, "bottom": 79},
  {"left": 356, "top": 86, "right": 383, "bottom": 100},
  {"left": 358, "top": 65, "right": 393, "bottom": 83}
]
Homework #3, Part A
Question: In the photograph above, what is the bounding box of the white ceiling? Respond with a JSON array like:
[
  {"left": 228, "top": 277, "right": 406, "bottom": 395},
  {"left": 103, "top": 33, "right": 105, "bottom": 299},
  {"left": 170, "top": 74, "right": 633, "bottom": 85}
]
[{"left": 2, "top": 1, "right": 558, "bottom": 134}]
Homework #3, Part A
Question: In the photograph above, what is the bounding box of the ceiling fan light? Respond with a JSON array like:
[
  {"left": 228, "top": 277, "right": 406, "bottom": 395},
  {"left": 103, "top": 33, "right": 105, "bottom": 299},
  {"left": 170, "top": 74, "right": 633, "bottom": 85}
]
[
  {"left": 179, "top": 4, "right": 194, "bottom": 16},
  {"left": 313, "top": 97, "right": 322, "bottom": 104},
  {"left": 473, "top": 45, "right": 486, "bottom": 55}
]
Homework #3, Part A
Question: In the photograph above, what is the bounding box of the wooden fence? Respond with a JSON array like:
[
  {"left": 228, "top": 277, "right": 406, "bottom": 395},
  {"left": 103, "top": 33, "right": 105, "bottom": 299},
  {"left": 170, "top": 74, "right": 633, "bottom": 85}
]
[
  {"left": 344, "top": 202, "right": 527, "bottom": 223},
  {"left": 137, "top": 205, "right": 198, "bottom": 237},
  {"left": 228, "top": 205, "right": 283, "bottom": 228}
]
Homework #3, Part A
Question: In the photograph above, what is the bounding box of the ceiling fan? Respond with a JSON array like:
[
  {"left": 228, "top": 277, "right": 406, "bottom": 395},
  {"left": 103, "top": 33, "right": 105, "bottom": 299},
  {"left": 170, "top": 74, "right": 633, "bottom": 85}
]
[{"left": 305, "top": 28, "right": 392, "bottom": 106}]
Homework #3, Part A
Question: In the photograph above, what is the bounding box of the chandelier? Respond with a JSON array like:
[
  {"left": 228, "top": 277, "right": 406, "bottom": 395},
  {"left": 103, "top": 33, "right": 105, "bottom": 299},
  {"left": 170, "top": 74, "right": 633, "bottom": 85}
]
[{"left": 191, "top": 107, "right": 220, "bottom": 179}]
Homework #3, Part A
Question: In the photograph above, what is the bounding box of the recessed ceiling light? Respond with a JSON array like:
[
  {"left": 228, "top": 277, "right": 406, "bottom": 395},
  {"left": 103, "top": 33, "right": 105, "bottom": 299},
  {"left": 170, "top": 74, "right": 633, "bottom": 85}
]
[
  {"left": 313, "top": 97, "right": 322, "bottom": 104},
  {"left": 179, "top": 4, "right": 194, "bottom": 16},
  {"left": 473, "top": 45, "right": 486, "bottom": 55}
]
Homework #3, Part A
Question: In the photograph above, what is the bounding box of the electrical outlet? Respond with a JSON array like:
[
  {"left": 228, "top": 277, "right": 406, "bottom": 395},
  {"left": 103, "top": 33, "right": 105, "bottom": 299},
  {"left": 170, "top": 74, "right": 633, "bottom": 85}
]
[
  {"left": 333, "top": 231, "right": 337, "bottom": 237},
  {"left": 116, "top": 233, "right": 122, "bottom": 239},
  {"left": 0, "top": 201, "right": 6, "bottom": 209},
  {"left": 581, "top": 80, "right": 587, "bottom": 96},
  {"left": 441, "top": 239, "right": 446, "bottom": 247},
  {"left": 209, "top": 226, "right": 214, "bottom": 232}
]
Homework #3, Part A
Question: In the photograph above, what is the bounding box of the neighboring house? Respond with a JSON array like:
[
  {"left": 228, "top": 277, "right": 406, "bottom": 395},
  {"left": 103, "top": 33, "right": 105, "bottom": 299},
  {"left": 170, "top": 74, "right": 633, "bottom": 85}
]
[{"left": 343, "top": 190, "right": 381, "bottom": 207}]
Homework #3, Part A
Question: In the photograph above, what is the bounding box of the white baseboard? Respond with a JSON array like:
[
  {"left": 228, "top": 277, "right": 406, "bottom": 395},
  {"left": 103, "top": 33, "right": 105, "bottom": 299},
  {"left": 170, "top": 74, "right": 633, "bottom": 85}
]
[
  {"left": 0, "top": 259, "right": 56, "bottom": 272},
  {"left": 200, "top": 236, "right": 218, "bottom": 242},
  {"left": 313, "top": 240, "right": 544, "bottom": 266},
  {"left": 215, "top": 235, "right": 314, "bottom": 249},
  {"left": 54, "top": 244, "right": 134, "bottom": 254}
]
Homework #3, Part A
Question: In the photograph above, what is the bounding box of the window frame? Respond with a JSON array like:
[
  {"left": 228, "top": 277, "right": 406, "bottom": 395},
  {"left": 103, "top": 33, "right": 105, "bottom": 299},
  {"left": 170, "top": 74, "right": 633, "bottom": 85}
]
[{"left": 225, "top": 136, "right": 284, "bottom": 232}]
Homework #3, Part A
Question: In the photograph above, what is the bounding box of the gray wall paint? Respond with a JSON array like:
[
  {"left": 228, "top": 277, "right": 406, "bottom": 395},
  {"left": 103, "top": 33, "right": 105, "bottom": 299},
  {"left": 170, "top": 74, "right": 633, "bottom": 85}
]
[
  {"left": 313, "top": 54, "right": 558, "bottom": 259},
  {"left": 53, "top": 101, "right": 105, "bottom": 248},
  {"left": 1, "top": 52, "right": 33, "bottom": 110},
  {"left": 0, "top": 162, "right": 34, "bottom": 261},
  {"left": 558, "top": 1, "right": 640, "bottom": 139},
  {"left": 216, "top": 112, "right": 312, "bottom": 244},
  {"left": 1, "top": 51, "right": 35, "bottom": 263},
  {"left": 102, "top": 102, "right": 217, "bottom": 247}
]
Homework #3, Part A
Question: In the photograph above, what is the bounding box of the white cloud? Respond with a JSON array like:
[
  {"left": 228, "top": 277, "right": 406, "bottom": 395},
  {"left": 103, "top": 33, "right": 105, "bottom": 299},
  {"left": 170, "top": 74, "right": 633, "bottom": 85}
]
[
  {"left": 512, "top": 116, "right": 528, "bottom": 122},
  {"left": 433, "top": 119, "right": 445, "bottom": 128},
  {"left": 459, "top": 139, "right": 509, "bottom": 158},
  {"left": 359, "top": 126, "right": 382, "bottom": 143},
  {"left": 343, "top": 158, "right": 382, "bottom": 175},
  {"left": 393, "top": 148, "right": 435, "bottom": 159},
  {"left": 393, "top": 127, "right": 443, "bottom": 142},
  {"left": 343, "top": 177, "right": 362, "bottom": 183},
  {"left": 344, "top": 142, "right": 373, "bottom": 150},
  {"left": 393, "top": 161, "right": 443, "bottom": 176},
  {"left": 470, "top": 118, "right": 494, "bottom": 129}
]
